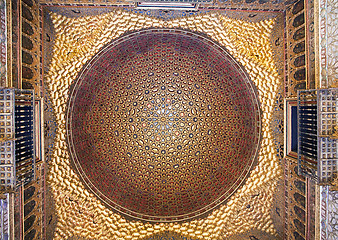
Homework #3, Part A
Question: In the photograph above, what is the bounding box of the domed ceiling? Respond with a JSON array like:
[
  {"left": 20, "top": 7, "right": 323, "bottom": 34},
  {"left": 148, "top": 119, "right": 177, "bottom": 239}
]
[{"left": 66, "top": 29, "right": 262, "bottom": 222}]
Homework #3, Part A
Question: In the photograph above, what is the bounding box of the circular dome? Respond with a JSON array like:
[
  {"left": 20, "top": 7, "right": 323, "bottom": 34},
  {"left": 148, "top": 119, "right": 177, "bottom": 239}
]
[{"left": 67, "top": 29, "right": 261, "bottom": 222}]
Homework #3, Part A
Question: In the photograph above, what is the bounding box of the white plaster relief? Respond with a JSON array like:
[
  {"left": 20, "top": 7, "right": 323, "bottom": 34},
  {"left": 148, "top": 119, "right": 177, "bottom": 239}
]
[
  {"left": 328, "top": 190, "right": 338, "bottom": 240},
  {"left": 320, "top": 0, "right": 338, "bottom": 88}
]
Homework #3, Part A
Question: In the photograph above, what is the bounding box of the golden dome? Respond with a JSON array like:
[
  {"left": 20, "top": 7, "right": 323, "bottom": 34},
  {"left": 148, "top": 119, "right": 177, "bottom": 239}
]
[{"left": 66, "top": 29, "right": 261, "bottom": 222}]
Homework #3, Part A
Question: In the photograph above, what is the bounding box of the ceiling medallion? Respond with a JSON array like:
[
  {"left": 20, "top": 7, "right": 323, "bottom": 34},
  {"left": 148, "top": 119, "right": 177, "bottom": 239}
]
[{"left": 66, "top": 29, "right": 262, "bottom": 222}]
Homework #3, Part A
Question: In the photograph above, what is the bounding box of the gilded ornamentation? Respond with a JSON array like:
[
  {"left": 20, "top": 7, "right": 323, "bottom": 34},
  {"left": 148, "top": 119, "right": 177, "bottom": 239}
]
[
  {"left": 46, "top": 10, "right": 282, "bottom": 239},
  {"left": 330, "top": 174, "right": 338, "bottom": 191},
  {"left": 331, "top": 79, "right": 338, "bottom": 88},
  {"left": 329, "top": 126, "right": 338, "bottom": 139},
  {"left": 67, "top": 30, "right": 261, "bottom": 222}
]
